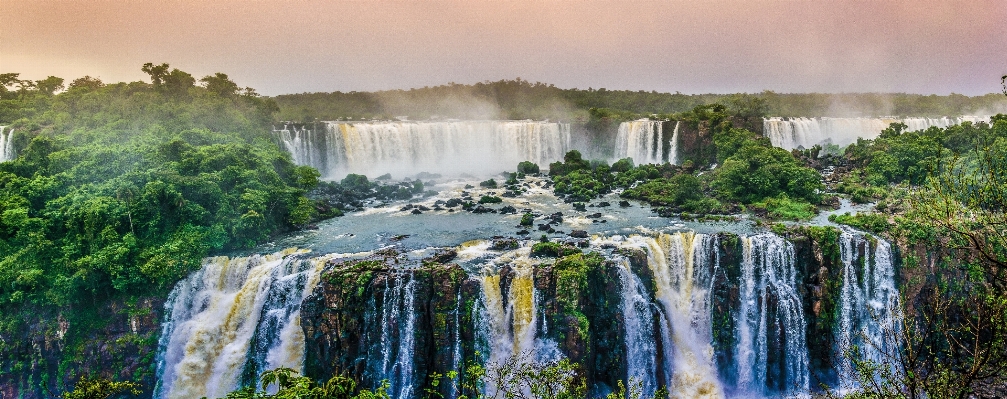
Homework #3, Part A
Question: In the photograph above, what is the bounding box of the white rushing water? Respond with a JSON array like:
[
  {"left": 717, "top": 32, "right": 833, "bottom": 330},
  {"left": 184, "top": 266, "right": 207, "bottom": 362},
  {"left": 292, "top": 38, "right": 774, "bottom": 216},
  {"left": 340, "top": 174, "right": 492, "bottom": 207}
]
[
  {"left": 614, "top": 120, "right": 680, "bottom": 165},
  {"left": 836, "top": 228, "right": 902, "bottom": 388},
  {"left": 735, "top": 234, "right": 809, "bottom": 396},
  {"left": 763, "top": 116, "right": 991, "bottom": 150},
  {"left": 378, "top": 272, "right": 419, "bottom": 399},
  {"left": 153, "top": 249, "right": 322, "bottom": 399},
  {"left": 616, "top": 259, "right": 661, "bottom": 396},
  {"left": 0, "top": 126, "right": 15, "bottom": 162},
  {"left": 642, "top": 232, "right": 724, "bottom": 399},
  {"left": 274, "top": 121, "right": 571, "bottom": 179}
]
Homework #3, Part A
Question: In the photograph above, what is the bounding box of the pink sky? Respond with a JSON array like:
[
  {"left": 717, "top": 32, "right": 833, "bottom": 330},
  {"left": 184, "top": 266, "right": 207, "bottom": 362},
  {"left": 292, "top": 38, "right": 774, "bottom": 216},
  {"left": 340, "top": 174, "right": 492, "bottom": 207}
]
[{"left": 2, "top": 0, "right": 1005, "bottom": 95}]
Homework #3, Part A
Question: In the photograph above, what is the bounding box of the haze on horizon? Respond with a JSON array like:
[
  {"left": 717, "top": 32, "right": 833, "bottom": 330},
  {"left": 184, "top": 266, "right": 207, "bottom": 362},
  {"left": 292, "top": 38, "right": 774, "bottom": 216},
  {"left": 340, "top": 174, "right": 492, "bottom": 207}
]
[{"left": 2, "top": 0, "right": 1005, "bottom": 96}]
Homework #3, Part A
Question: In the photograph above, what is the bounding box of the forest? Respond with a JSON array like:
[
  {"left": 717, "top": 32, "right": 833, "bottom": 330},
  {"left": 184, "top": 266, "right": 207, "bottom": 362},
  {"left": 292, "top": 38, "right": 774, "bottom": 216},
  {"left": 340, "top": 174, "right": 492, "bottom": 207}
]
[{"left": 272, "top": 79, "right": 1007, "bottom": 122}]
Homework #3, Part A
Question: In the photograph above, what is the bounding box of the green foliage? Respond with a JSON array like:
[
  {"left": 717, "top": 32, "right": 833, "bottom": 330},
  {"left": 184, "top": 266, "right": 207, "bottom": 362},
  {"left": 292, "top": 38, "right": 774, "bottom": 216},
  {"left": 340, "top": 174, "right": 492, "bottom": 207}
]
[
  {"left": 0, "top": 65, "right": 309, "bottom": 369},
  {"left": 61, "top": 376, "right": 141, "bottom": 399},
  {"left": 520, "top": 213, "right": 534, "bottom": 227},
  {"left": 478, "top": 196, "right": 503, "bottom": 204},
  {"left": 750, "top": 195, "right": 816, "bottom": 221},
  {"left": 610, "top": 158, "right": 634, "bottom": 173},
  {"left": 271, "top": 79, "right": 1007, "bottom": 122},
  {"left": 517, "top": 161, "right": 540, "bottom": 175},
  {"left": 224, "top": 368, "right": 389, "bottom": 399},
  {"left": 531, "top": 242, "right": 582, "bottom": 258},
  {"left": 621, "top": 174, "right": 722, "bottom": 213},
  {"left": 828, "top": 212, "right": 891, "bottom": 233},
  {"left": 604, "top": 378, "right": 668, "bottom": 399},
  {"left": 711, "top": 137, "right": 823, "bottom": 204},
  {"left": 479, "top": 179, "right": 498, "bottom": 189}
]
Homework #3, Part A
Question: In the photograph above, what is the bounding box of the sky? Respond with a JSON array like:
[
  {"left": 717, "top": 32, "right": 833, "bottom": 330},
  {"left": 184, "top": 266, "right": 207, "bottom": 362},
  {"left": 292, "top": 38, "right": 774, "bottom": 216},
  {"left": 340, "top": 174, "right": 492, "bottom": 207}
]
[{"left": 2, "top": 0, "right": 1006, "bottom": 96}]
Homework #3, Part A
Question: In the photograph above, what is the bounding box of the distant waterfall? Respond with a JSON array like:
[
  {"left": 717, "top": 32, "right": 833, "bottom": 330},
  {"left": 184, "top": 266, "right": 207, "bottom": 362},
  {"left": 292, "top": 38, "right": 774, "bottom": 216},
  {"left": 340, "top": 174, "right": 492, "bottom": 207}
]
[
  {"left": 763, "top": 116, "right": 990, "bottom": 150},
  {"left": 614, "top": 120, "right": 679, "bottom": 165},
  {"left": 274, "top": 121, "right": 571, "bottom": 179},
  {"left": 735, "top": 234, "right": 809, "bottom": 396},
  {"left": 836, "top": 228, "right": 902, "bottom": 387},
  {"left": 153, "top": 249, "right": 321, "bottom": 399},
  {"left": 0, "top": 126, "right": 15, "bottom": 162}
]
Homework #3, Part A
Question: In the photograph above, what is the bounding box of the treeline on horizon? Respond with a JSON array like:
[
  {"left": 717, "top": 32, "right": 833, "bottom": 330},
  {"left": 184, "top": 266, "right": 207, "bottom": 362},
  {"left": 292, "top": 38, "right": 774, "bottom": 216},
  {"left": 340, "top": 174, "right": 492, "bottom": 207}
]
[{"left": 272, "top": 78, "right": 1007, "bottom": 122}]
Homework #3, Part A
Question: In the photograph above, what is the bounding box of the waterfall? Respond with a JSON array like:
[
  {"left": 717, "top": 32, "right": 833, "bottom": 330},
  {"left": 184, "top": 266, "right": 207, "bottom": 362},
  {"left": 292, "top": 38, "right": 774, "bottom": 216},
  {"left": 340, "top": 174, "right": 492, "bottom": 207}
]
[
  {"left": 615, "top": 259, "right": 660, "bottom": 396},
  {"left": 836, "top": 228, "right": 902, "bottom": 387},
  {"left": 377, "top": 272, "right": 419, "bottom": 399},
  {"left": 478, "top": 265, "right": 540, "bottom": 363},
  {"left": 274, "top": 121, "right": 571, "bottom": 179},
  {"left": 0, "top": 126, "right": 15, "bottom": 162},
  {"left": 734, "top": 234, "right": 809, "bottom": 396},
  {"left": 763, "top": 116, "right": 991, "bottom": 150},
  {"left": 637, "top": 232, "right": 724, "bottom": 399},
  {"left": 668, "top": 121, "right": 680, "bottom": 165},
  {"left": 153, "top": 249, "right": 320, "bottom": 399},
  {"left": 615, "top": 120, "right": 669, "bottom": 165}
]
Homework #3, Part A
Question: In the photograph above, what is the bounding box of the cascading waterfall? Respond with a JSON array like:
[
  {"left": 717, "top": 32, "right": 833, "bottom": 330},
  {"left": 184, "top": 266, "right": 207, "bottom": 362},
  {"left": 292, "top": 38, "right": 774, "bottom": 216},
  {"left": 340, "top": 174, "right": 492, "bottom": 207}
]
[
  {"left": 478, "top": 265, "right": 540, "bottom": 363},
  {"left": 763, "top": 116, "right": 991, "bottom": 150},
  {"left": 668, "top": 121, "right": 680, "bottom": 165},
  {"left": 153, "top": 249, "right": 320, "bottom": 399},
  {"left": 274, "top": 121, "right": 571, "bottom": 178},
  {"left": 734, "top": 234, "right": 809, "bottom": 396},
  {"left": 274, "top": 125, "right": 323, "bottom": 169},
  {"left": 0, "top": 126, "right": 15, "bottom": 162},
  {"left": 836, "top": 228, "right": 902, "bottom": 386},
  {"left": 615, "top": 259, "right": 660, "bottom": 396},
  {"left": 149, "top": 230, "right": 894, "bottom": 398},
  {"left": 637, "top": 232, "right": 724, "bottom": 399},
  {"left": 615, "top": 120, "right": 679, "bottom": 165},
  {"left": 376, "top": 272, "right": 419, "bottom": 399}
]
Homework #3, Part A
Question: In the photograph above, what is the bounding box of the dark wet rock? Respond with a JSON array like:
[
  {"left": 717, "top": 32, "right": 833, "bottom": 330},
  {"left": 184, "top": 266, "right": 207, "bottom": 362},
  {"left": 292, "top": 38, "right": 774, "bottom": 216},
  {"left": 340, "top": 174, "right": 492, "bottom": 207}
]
[
  {"left": 411, "top": 209, "right": 423, "bottom": 215},
  {"left": 417, "top": 205, "right": 431, "bottom": 211},
  {"left": 516, "top": 229, "right": 530, "bottom": 235},
  {"left": 471, "top": 205, "right": 494, "bottom": 214},
  {"left": 588, "top": 212, "right": 602, "bottom": 218},
  {"left": 400, "top": 204, "right": 415, "bottom": 211},
  {"left": 573, "top": 203, "right": 587, "bottom": 212},
  {"left": 391, "top": 234, "right": 410, "bottom": 241},
  {"left": 434, "top": 200, "right": 446, "bottom": 206},
  {"left": 619, "top": 200, "right": 631, "bottom": 207},
  {"left": 538, "top": 224, "right": 552, "bottom": 231},
  {"left": 597, "top": 201, "right": 611, "bottom": 207},
  {"left": 569, "top": 230, "right": 589, "bottom": 238},
  {"left": 445, "top": 198, "right": 463, "bottom": 207},
  {"left": 548, "top": 227, "right": 557, "bottom": 233},
  {"left": 423, "top": 248, "right": 458, "bottom": 264},
  {"left": 490, "top": 237, "right": 520, "bottom": 250},
  {"left": 548, "top": 212, "right": 564, "bottom": 223},
  {"left": 499, "top": 205, "right": 517, "bottom": 214},
  {"left": 433, "top": 206, "right": 444, "bottom": 211}
]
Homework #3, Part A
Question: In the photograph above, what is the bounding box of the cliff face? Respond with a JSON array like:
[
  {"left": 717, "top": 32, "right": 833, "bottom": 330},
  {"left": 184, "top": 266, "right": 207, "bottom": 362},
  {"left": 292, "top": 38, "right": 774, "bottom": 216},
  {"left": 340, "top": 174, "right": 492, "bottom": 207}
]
[
  {"left": 0, "top": 298, "right": 163, "bottom": 399},
  {"left": 300, "top": 249, "right": 480, "bottom": 398},
  {"left": 298, "top": 230, "right": 860, "bottom": 396}
]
